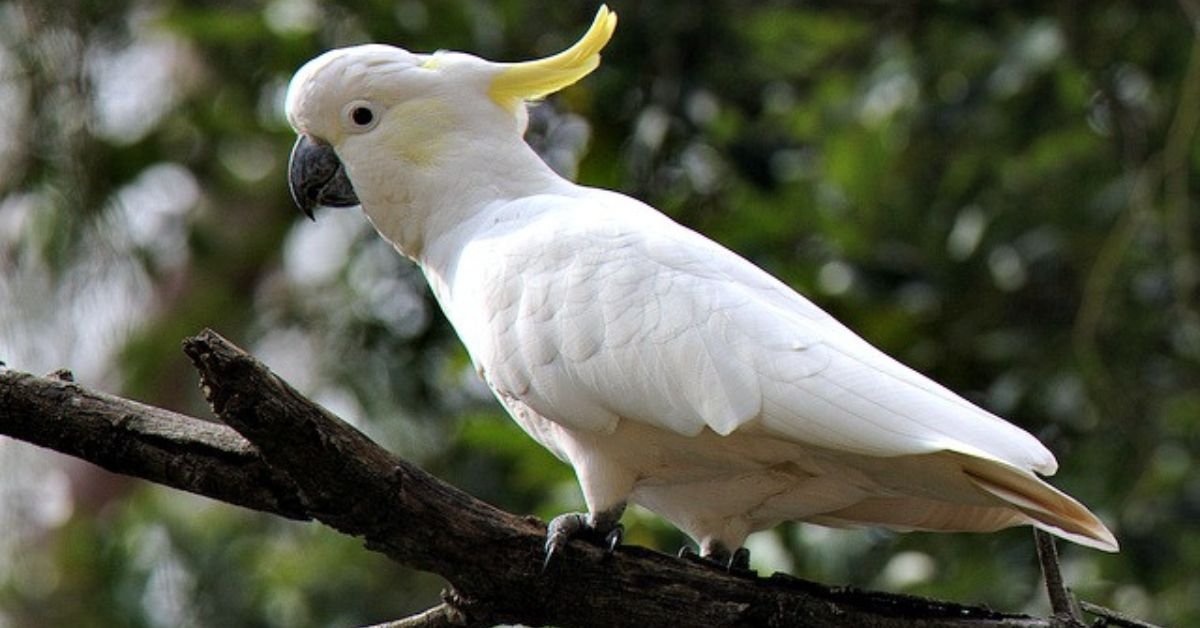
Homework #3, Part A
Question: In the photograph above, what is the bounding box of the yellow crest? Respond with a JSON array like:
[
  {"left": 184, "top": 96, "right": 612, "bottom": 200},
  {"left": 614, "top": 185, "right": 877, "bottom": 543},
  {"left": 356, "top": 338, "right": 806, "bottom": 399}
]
[{"left": 489, "top": 5, "right": 617, "bottom": 111}]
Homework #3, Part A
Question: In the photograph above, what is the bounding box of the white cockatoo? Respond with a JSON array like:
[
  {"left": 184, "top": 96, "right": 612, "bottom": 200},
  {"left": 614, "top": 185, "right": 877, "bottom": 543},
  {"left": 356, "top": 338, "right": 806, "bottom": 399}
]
[{"left": 284, "top": 6, "right": 1118, "bottom": 567}]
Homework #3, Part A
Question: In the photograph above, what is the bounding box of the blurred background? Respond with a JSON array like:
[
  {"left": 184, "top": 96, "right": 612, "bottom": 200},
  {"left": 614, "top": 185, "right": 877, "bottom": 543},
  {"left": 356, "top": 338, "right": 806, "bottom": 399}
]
[{"left": 0, "top": 0, "right": 1197, "bottom": 626}]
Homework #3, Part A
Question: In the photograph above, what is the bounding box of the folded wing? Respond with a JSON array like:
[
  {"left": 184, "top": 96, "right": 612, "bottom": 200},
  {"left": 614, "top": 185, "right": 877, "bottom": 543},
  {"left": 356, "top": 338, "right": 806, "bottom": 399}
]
[{"left": 448, "top": 192, "right": 1116, "bottom": 551}]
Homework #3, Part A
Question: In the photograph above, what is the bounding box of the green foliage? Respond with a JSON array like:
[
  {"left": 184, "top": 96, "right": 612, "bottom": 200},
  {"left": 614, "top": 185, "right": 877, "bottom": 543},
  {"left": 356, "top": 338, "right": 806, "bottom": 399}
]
[{"left": 1, "top": 0, "right": 1197, "bottom": 626}]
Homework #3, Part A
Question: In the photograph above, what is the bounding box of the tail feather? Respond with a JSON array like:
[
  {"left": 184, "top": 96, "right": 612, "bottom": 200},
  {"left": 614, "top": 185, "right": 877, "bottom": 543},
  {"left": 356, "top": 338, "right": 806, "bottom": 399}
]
[
  {"left": 809, "top": 499, "right": 1028, "bottom": 534},
  {"left": 806, "top": 451, "right": 1119, "bottom": 552},
  {"left": 960, "top": 456, "right": 1119, "bottom": 552}
]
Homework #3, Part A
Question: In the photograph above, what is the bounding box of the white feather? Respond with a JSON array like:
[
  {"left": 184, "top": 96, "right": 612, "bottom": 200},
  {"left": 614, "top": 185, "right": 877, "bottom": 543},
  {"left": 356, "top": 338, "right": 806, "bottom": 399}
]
[
  {"left": 436, "top": 192, "right": 1051, "bottom": 464},
  {"left": 420, "top": 190, "right": 1116, "bottom": 552}
]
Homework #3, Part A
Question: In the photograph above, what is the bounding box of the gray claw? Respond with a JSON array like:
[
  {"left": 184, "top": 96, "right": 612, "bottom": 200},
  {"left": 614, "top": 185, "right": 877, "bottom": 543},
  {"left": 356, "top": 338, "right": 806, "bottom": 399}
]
[
  {"left": 604, "top": 523, "right": 624, "bottom": 553},
  {"left": 542, "top": 511, "right": 624, "bottom": 572},
  {"left": 543, "top": 512, "right": 588, "bottom": 572},
  {"left": 728, "top": 547, "right": 751, "bottom": 571}
]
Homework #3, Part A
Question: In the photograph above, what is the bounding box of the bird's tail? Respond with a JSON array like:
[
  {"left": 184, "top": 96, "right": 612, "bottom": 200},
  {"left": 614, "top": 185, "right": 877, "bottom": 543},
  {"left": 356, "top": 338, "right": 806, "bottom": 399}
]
[{"left": 959, "top": 455, "right": 1119, "bottom": 552}]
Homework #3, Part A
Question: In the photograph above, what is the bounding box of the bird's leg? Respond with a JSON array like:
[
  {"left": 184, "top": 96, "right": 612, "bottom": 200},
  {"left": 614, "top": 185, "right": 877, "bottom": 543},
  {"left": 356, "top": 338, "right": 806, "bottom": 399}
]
[
  {"left": 678, "top": 541, "right": 751, "bottom": 572},
  {"left": 543, "top": 503, "right": 625, "bottom": 571},
  {"left": 704, "top": 541, "right": 752, "bottom": 572}
]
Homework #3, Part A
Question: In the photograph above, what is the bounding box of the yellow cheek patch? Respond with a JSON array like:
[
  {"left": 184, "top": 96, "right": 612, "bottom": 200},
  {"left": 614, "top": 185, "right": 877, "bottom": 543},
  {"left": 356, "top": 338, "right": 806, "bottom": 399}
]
[
  {"left": 489, "top": 5, "right": 617, "bottom": 112},
  {"left": 382, "top": 98, "right": 455, "bottom": 166}
]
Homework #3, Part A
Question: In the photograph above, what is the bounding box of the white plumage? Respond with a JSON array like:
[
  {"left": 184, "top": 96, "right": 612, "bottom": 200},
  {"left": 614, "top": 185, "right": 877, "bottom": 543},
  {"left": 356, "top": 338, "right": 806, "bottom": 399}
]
[{"left": 285, "top": 6, "right": 1118, "bottom": 559}]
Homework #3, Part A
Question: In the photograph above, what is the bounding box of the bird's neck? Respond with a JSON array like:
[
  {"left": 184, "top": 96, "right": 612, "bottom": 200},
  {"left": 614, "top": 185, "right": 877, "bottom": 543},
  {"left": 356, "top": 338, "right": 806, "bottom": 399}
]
[{"left": 355, "top": 135, "right": 571, "bottom": 261}]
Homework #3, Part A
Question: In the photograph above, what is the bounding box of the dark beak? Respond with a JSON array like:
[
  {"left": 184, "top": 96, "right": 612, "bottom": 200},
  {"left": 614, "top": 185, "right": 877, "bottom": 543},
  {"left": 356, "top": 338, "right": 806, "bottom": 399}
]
[{"left": 288, "top": 135, "right": 360, "bottom": 219}]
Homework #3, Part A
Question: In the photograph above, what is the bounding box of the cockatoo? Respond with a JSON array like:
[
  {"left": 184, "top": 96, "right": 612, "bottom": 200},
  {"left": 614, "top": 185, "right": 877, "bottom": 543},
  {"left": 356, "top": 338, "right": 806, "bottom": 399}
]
[{"left": 284, "top": 6, "right": 1118, "bottom": 568}]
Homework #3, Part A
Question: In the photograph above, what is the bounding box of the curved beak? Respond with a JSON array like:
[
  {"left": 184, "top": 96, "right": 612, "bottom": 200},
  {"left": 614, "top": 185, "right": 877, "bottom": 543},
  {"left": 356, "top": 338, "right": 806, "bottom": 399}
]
[{"left": 288, "top": 135, "right": 359, "bottom": 219}]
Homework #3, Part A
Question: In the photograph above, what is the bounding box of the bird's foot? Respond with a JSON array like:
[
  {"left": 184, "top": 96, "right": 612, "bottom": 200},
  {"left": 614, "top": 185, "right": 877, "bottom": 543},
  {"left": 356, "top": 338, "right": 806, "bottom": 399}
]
[
  {"left": 678, "top": 544, "right": 751, "bottom": 572},
  {"left": 543, "top": 511, "right": 623, "bottom": 571}
]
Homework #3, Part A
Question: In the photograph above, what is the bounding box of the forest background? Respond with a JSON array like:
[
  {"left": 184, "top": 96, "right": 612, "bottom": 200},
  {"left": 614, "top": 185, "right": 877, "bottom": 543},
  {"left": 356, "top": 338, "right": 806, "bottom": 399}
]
[{"left": 0, "top": 1, "right": 1197, "bottom": 626}]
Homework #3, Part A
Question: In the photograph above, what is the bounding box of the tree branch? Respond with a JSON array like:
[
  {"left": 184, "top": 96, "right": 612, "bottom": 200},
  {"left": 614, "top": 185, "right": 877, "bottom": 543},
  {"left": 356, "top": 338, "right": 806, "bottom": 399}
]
[
  {"left": 0, "top": 328, "right": 1127, "bottom": 627},
  {"left": 0, "top": 367, "right": 308, "bottom": 520}
]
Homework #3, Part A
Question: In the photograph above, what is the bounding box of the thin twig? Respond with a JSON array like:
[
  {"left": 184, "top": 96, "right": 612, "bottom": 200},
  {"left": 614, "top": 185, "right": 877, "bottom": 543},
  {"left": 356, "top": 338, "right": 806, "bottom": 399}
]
[
  {"left": 363, "top": 602, "right": 466, "bottom": 628},
  {"left": 1079, "top": 600, "right": 1167, "bottom": 628},
  {"left": 1034, "top": 529, "right": 1084, "bottom": 628}
]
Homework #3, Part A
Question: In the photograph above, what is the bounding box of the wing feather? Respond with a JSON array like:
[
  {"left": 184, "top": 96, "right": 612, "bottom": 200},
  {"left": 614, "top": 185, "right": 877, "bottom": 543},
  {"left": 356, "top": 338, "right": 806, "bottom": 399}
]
[{"left": 446, "top": 192, "right": 1057, "bottom": 475}]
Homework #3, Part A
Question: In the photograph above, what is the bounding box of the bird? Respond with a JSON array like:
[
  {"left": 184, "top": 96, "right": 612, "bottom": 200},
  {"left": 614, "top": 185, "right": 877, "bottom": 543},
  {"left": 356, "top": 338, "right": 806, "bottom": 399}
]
[{"left": 283, "top": 5, "right": 1118, "bottom": 569}]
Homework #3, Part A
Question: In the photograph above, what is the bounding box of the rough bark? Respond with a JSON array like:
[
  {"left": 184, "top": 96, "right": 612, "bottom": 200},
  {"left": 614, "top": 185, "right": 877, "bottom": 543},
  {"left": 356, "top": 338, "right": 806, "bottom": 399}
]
[
  {"left": 0, "top": 329, "right": 1141, "bottom": 628},
  {"left": 0, "top": 367, "right": 308, "bottom": 520}
]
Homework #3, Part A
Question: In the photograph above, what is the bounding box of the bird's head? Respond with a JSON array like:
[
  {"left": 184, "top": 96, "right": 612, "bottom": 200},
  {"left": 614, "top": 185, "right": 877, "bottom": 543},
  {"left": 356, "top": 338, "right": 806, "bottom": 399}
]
[{"left": 285, "top": 5, "right": 617, "bottom": 220}]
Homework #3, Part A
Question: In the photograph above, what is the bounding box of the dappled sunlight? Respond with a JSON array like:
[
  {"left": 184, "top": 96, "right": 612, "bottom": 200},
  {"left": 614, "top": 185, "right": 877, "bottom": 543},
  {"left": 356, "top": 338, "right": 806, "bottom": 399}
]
[
  {"left": 87, "top": 28, "right": 198, "bottom": 145},
  {"left": 0, "top": 220, "right": 153, "bottom": 384}
]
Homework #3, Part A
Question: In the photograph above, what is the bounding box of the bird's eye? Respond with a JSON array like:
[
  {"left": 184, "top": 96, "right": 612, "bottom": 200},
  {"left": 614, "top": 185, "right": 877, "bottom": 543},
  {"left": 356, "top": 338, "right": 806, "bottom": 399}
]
[
  {"left": 342, "top": 100, "right": 379, "bottom": 132},
  {"left": 351, "top": 107, "right": 373, "bottom": 126}
]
